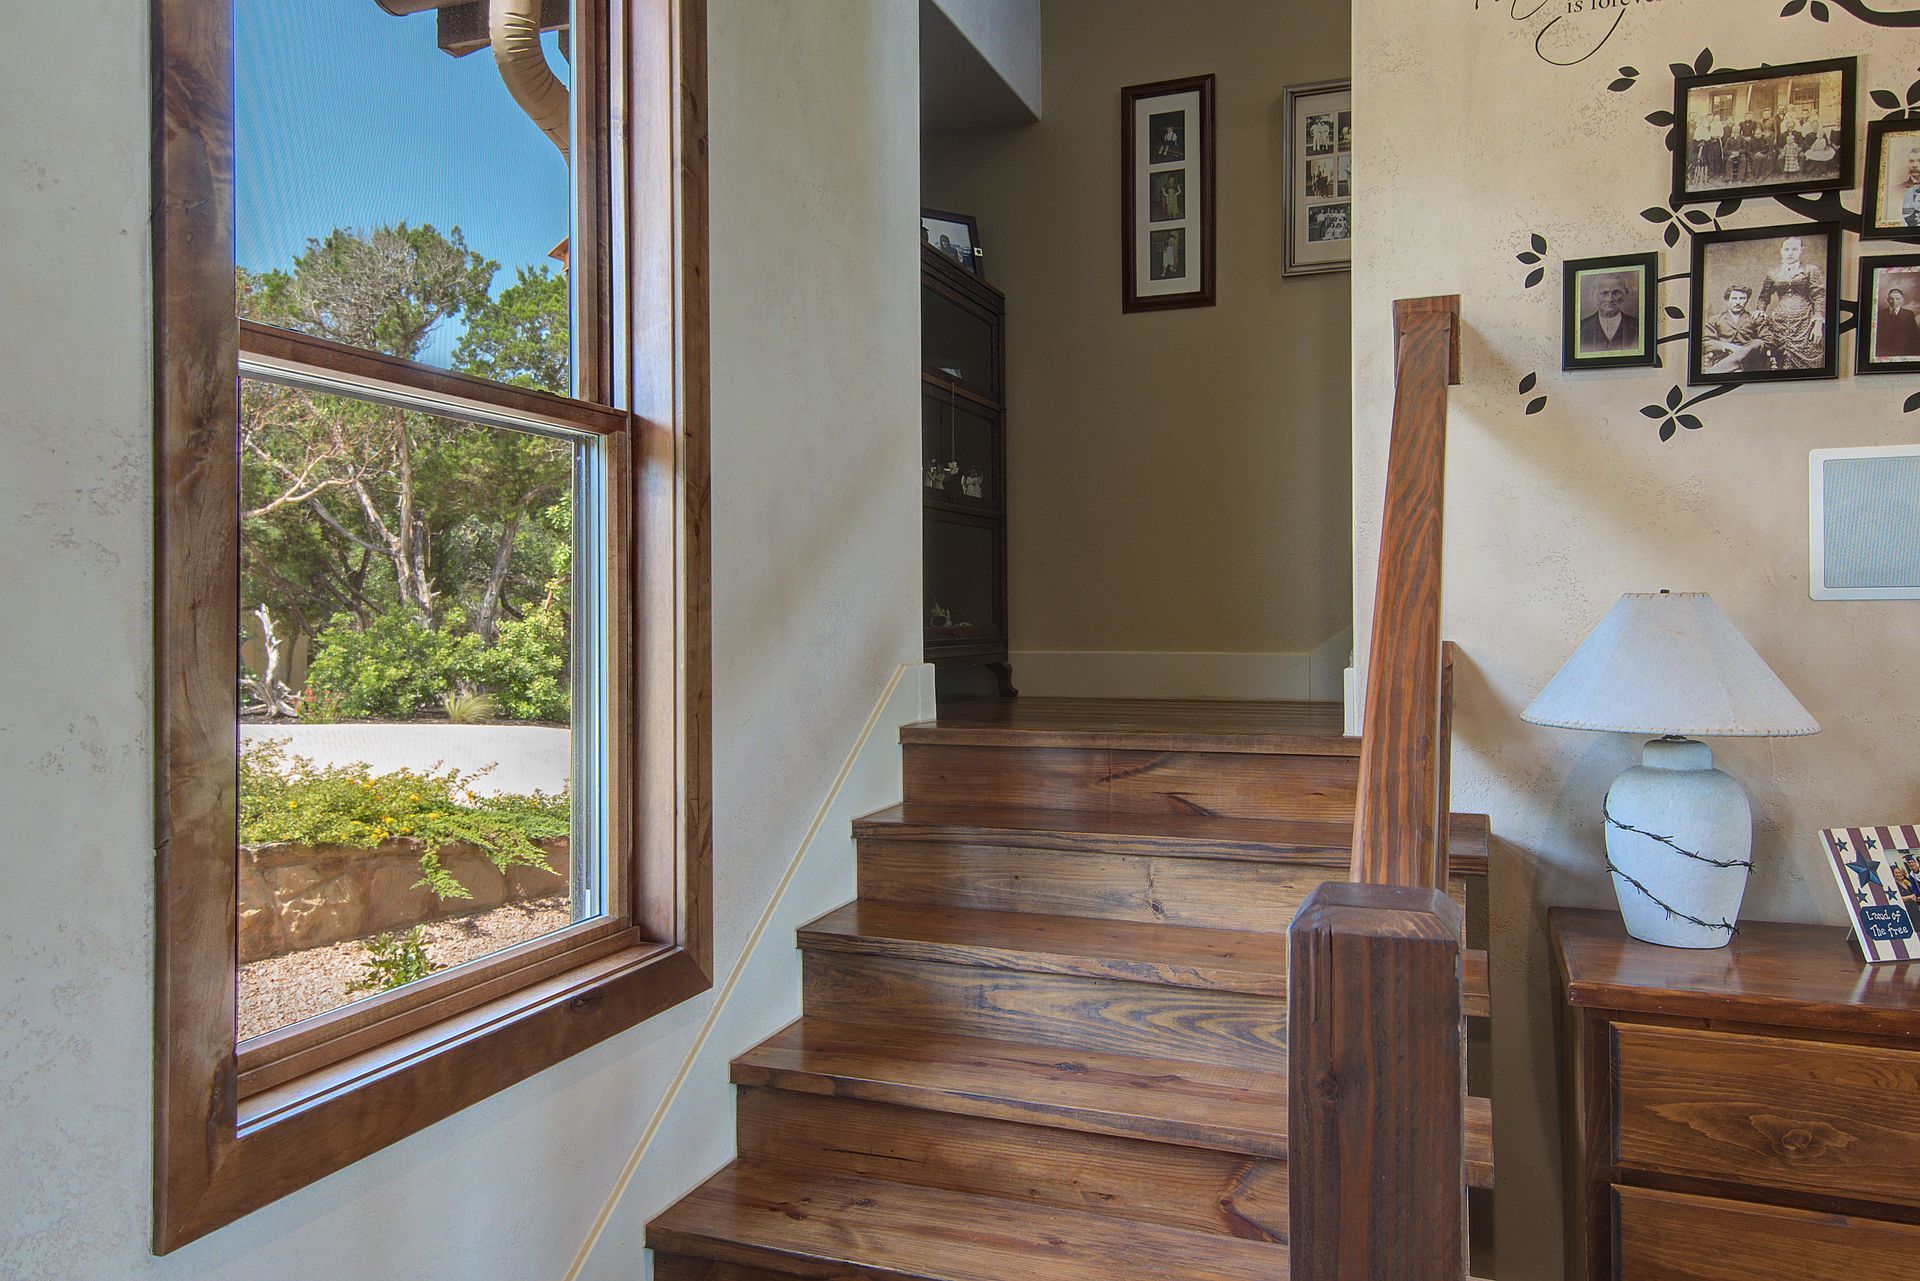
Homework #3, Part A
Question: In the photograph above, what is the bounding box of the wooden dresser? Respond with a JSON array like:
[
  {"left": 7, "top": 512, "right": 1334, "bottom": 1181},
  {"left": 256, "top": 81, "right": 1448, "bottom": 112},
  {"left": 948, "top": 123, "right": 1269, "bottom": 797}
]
[{"left": 1553, "top": 906, "right": 1920, "bottom": 1281}]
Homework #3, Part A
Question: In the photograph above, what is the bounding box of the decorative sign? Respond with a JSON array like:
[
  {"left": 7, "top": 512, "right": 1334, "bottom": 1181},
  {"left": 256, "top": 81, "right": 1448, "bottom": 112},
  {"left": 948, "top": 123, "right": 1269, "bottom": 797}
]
[{"left": 1820, "top": 823, "right": 1920, "bottom": 962}]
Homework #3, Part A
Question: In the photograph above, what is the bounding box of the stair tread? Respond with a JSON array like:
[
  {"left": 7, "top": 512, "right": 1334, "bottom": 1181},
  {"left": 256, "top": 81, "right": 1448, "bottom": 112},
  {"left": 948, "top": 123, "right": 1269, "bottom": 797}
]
[
  {"left": 856, "top": 802, "right": 1490, "bottom": 876},
  {"left": 801, "top": 901, "right": 1298, "bottom": 995},
  {"left": 734, "top": 1018, "right": 1494, "bottom": 1188},
  {"left": 904, "top": 695, "right": 1357, "bottom": 757},
  {"left": 648, "top": 1163, "right": 1290, "bottom": 1281},
  {"left": 799, "top": 901, "right": 1490, "bottom": 1016}
]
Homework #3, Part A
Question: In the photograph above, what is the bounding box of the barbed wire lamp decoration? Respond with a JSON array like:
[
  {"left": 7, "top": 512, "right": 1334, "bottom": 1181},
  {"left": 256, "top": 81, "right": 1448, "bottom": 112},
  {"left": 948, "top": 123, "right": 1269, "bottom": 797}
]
[{"left": 1523, "top": 591, "right": 1820, "bottom": 948}]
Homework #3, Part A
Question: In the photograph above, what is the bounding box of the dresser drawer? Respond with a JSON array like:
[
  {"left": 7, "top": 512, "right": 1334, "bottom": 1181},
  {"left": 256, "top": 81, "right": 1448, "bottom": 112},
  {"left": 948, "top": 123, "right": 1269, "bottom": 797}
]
[
  {"left": 1616, "top": 1185, "right": 1920, "bottom": 1279},
  {"left": 1613, "top": 1022, "right": 1920, "bottom": 1206}
]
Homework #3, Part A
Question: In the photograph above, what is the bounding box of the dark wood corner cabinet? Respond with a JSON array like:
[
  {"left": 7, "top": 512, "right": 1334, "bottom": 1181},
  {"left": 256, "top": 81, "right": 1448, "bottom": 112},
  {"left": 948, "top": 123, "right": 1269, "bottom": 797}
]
[
  {"left": 1553, "top": 907, "right": 1920, "bottom": 1281},
  {"left": 921, "top": 243, "right": 1014, "bottom": 696}
]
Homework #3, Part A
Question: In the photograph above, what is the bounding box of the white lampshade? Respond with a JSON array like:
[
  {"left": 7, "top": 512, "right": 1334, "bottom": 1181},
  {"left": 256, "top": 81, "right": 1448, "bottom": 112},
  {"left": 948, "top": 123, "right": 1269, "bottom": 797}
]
[{"left": 1522, "top": 592, "right": 1819, "bottom": 738}]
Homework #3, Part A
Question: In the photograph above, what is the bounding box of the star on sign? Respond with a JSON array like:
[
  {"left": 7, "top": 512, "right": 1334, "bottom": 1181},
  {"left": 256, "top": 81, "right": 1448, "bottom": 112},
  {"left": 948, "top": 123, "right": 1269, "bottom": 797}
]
[
  {"left": 1835, "top": 837, "right": 1851, "bottom": 853},
  {"left": 1846, "top": 857, "right": 1885, "bottom": 890},
  {"left": 1865, "top": 835, "right": 1879, "bottom": 852}
]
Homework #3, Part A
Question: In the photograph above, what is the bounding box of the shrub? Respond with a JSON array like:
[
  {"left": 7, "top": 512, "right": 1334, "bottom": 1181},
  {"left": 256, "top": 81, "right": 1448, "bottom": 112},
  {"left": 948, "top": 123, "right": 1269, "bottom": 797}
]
[
  {"left": 304, "top": 609, "right": 485, "bottom": 720},
  {"left": 474, "top": 599, "right": 569, "bottom": 722},
  {"left": 441, "top": 687, "right": 498, "bottom": 724},
  {"left": 346, "top": 927, "right": 439, "bottom": 994},
  {"left": 239, "top": 740, "right": 569, "bottom": 899}
]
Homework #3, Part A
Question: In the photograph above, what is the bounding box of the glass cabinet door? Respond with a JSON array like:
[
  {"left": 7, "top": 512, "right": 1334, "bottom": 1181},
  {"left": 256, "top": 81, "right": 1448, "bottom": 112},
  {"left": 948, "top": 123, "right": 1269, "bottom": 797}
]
[
  {"left": 922, "top": 289, "right": 997, "bottom": 396},
  {"left": 921, "top": 393, "right": 999, "bottom": 509},
  {"left": 924, "top": 517, "right": 1001, "bottom": 640}
]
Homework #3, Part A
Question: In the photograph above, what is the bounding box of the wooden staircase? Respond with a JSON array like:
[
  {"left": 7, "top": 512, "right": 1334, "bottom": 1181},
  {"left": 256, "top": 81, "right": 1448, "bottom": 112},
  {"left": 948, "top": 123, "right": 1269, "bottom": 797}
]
[{"left": 647, "top": 697, "right": 1494, "bottom": 1280}]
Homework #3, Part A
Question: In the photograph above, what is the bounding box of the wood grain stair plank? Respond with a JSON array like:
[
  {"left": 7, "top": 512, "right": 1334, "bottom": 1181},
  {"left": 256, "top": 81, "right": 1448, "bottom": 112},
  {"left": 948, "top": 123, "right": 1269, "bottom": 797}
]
[
  {"left": 854, "top": 803, "right": 1490, "bottom": 877},
  {"left": 732, "top": 1019, "right": 1493, "bottom": 1189},
  {"left": 799, "top": 901, "right": 1297, "bottom": 995},
  {"left": 733, "top": 1018, "right": 1289, "bottom": 1156},
  {"left": 647, "top": 1164, "right": 1290, "bottom": 1281}
]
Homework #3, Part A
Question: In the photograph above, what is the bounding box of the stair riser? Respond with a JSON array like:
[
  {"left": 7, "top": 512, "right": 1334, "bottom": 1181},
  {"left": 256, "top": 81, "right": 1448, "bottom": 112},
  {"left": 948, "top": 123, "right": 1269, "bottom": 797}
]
[
  {"left": 653, "top": 1257, "right": 796, "bottom": 1281},
  {"left": 859, "top": 839, "right": 1467, "bottom": 932},
  {"left": 735, "top": 1087, "right": 1289, "bottom": 1242},
  {"left": 903, "top": 743, "right": 1358, "bottom": 821},
  {"left": 802, "top": 951, "right": 1288, "bottom": 1072}
]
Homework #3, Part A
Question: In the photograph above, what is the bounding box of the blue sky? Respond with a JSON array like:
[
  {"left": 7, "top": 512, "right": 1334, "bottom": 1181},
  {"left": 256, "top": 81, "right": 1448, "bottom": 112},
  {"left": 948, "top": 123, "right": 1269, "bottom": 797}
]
[{"left": 236, "top": 0, "right": 573, "bottom": 365}]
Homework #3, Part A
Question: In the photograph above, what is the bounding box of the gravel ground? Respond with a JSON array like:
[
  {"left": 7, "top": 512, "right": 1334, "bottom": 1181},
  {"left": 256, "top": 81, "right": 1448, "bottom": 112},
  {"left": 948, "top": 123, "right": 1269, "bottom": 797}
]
[{"left": 239, "top": 896, "right": 574, "bottom": 1041}]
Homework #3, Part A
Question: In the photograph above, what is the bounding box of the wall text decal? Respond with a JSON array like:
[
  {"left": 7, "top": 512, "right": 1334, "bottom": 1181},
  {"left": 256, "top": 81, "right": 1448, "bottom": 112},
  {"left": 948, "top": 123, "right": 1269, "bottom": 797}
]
[{"left": 1485, "top": 0, "right": 1676, "bottom": 68}]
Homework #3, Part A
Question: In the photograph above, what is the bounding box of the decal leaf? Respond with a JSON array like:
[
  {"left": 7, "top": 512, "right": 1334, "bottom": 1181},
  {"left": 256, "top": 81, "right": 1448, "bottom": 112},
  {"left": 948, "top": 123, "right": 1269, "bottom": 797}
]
[
  {"left": 1641, "top": 405, "right": 1668, "bottom": 419},
  {"left": 1664, "top": 223, "right": 1681, "bottom": 247},
  {"left": 1780, "top": 0, "right": 1807, "bottom": 14},
  {"left": 1525, "top": 267, "right": 1545, "bottom": 289},
  {"left": 1716, "top": 198, "right": 1742, "bottom": 218},
  {"left": 1665, "top": 306, "right": 1685, "bottom": 320},
  {"left": 1695, "top": 49, "right": 1714, "bottom": 75},
  {"left": 1517, "top": 251, "right": 1541, "bottom": 264},
  {"left": 1670, "top": 62, "right": 1695, "bottom": 81},
  {"left": 1811, "top": 1, "right": 1828, "bottom": 19},
  {"left": 1659, "top": 420, "right": 1678, "bottom": 442},
  {"left": 1684, "top": 210, "right": 1713, "bottom": 225},
  {"left": 1610, "top": 77, "right": 1636, "bottom": 93},
  {"left": 1874, "top": 89, "right": 1902, "bottom": 111},
  {"left": 1526, "top": 396, "right": 1548, "bottom": 416},
  {"left": 1646, "top": 110, "right": 1675, "bottom": 127},
  {"left": 1904, "top": 392, "right": 1920, "bottom": 414},
  {"left": 1666, "top": 386, "right": 1684, "bottom": 410},
  {"left": 1531, "top": 233, "right": 1549, "bottom": 254},
  {"left": 1518, "top": 372, "right": 1538, "bottom": 395},
  {"left": 1678, "top": 415, "right": 1704, "bottom": 432},
  {"left": 1620, "top": 66, "right": 1639, "bottom": 78},
  {"left": 1641, "top": 207, "right": 1673, "bottom": 223}
]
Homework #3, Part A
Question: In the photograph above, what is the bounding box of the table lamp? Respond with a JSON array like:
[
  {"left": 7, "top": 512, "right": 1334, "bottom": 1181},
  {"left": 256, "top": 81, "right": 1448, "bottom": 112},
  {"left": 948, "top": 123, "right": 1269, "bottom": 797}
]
[{"left": 1522, "top": 591, "right": 1819, "bottom": 948}]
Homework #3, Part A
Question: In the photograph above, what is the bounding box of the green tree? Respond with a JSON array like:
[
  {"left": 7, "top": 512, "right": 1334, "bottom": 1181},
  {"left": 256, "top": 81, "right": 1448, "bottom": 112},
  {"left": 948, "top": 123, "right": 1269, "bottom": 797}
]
[{"left": 453, "top": 265, "right": 570, "bottom": 394}]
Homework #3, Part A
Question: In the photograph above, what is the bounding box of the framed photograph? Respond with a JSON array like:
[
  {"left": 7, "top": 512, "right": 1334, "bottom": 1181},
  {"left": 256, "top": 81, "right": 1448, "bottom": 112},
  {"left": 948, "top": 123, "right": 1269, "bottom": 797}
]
[
  {"left": 1672, "top": 57, "right": 1855, "bottom": 206},
  {"left": 1283, "top": 79, "right": 1352, "bottom": 276},
  {"left": 1862, "top": 118, "right": 1920, "bottom": 240},
  {"left": 1689, "top": 222, "right": 1840, "bottom": 385},
  {"left": 1820, "top": 824, "right": 1920, "bottom": 963},
  {"left": 921, "top": 207, "right": 983, "bottom": 277},
  {"left": 1561, "top": 252, "right": 1660, "bottom": 371},
  {"left": 1121, "top": 74, "right": 1215, "bottom": 312},
  {"left": 1858, "top": 255, "right": 1920, "bottom": 374}
]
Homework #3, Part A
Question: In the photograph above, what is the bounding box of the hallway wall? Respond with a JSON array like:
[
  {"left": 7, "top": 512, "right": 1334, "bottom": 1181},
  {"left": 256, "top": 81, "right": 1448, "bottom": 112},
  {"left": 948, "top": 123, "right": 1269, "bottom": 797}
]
[{"left": 922, "top": 0, "right": 1353, "bottom": 694}]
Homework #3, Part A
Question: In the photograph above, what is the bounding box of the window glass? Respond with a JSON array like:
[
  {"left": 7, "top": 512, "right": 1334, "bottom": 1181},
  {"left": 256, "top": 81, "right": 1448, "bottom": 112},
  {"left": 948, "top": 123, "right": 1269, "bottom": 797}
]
[
  {"left": 235, "top": 0, "right": 577, "bottom": 389},
  {"left": 235, "top": 374, "right": 604, "bottom": 1040}
]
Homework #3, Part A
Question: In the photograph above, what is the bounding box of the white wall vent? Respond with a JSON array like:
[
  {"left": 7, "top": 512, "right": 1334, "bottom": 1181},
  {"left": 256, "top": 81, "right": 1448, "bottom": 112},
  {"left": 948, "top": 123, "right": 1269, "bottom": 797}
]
[{"left": 1810, "top": 444, "right": 1920, "bottom": 601}]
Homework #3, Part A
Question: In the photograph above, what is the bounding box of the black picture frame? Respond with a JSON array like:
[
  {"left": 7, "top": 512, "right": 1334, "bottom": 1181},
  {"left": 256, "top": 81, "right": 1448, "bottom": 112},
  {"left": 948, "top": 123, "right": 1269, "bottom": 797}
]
[
  {"left": 1561, "top": 252, "right": 1662, "bottom": 371},
  {"left": 1861, "top": 118, "right": 1920, "bottom": 241},
  {"left": 921, "top": 207, "right": 983, "bottom": 278},
  {"left": 1856, "top": 254, "right": 1920, "bottom": 375},
  {"left": 1671, "top": 57, "right": 1856, "bottom": 207},
  {"left": 1688, "top": 221, "right": 1841, "bottom": 386},
  {"left": 1121, "top": 74, "right": 1216, "bottom": 312}
]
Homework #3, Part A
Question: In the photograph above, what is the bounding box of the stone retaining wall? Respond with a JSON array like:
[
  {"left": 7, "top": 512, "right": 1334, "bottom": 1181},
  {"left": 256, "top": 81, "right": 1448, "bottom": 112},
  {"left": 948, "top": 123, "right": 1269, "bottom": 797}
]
[{"left": 238, "top": 837, "right": 570, "bottom": 962}]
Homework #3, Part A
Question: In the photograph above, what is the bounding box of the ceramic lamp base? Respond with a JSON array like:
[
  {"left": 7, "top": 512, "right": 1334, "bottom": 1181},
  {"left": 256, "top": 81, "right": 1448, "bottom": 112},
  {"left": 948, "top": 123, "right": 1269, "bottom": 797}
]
[{"left": 1603, "top": 737, "right": 1752, "bottom": 949}]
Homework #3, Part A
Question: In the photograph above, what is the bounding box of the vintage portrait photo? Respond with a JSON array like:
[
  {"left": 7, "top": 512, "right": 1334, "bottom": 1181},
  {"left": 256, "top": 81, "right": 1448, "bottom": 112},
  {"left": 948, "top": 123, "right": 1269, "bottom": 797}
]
[
  {"left": 1673, "top": 58, "right": 1855, "bottom": 204},
  {"left": 1561, "top": 253, "right": 1658, "bottom": 371},
  {"left": 1306, "top": 112, "right": 1336, "bottom": 155},
  {"left": 1123, "top": 75, "right": 1213, "bottom": 310},
  {"left": 1864, "top": 119, "right": 1920, "bottom": 239},
  {"left": 1306, "top": 156, "right": 1339, "bottom": 199},
  {"left": 920, "top": 209, "right": 981, "bottom": 277},
  {"left": 1149, "top": 228, "right": 1186, "bottom": 280},
  {"left": 1149, "top": 109, "right": 1185, "bottom": 163},
  {"left": 1858, "top": 256, "right": 1920, "bottom": 374},
  {"left": 1306, "top": 203, "right": 1350, "bottom": 244},
  {"left": 1150, "top": 170, "right": 1185, "bottom": 222},
  {"left": 1690, "top": 223, "right": 1840, "bottom": 384},
  {"left": 1284, "top": 80, "right": 1351, "bottom": 275}
]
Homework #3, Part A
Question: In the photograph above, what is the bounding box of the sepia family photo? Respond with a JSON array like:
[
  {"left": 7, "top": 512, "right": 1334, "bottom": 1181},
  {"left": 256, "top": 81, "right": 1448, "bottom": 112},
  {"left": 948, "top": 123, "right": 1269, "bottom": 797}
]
[
  {"left": 1674, "top": 58, "right": 1854, "bottom": 204},
  {"left": 1690, "top": 224, "right": 1840, "bottom": 384},
  {"left": 1859, "top": 256, "right": 1920, "bottom": 374},
  {"left": 1562, "top": 253, "right": 1658, "bottom": 371},
  {"left": 1122, "top": 75, "right": 1214, "bottom": 310},
  {"left": 1284, "top": 79, "right": 1352, "bottom": 275},
  {"left": 1864, "top": 118, "right": 1920, "bottom": 238}
]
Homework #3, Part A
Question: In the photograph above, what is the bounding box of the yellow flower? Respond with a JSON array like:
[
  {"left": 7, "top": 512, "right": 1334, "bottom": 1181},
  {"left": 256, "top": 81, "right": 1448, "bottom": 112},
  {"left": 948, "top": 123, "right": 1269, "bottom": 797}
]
[
  {"left": 287, "top": 800, "right": 297, "bottom": 809},
  {"left": 408, "top": 793, "right": 420, "bottom": 802}
]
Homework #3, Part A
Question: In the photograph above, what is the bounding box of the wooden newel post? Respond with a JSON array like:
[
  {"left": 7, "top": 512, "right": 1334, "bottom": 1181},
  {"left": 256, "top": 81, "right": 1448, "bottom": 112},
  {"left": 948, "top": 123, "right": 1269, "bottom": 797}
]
[{"left": 1289, "top": 881, "right": 1465, "bottom": 1281}]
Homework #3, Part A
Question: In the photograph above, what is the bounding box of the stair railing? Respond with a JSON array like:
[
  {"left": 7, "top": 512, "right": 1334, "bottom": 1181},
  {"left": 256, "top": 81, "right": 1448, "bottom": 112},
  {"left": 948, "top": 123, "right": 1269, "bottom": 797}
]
[{"left": 1289, "top": 296, "right": 1466, "bottom": 1281}]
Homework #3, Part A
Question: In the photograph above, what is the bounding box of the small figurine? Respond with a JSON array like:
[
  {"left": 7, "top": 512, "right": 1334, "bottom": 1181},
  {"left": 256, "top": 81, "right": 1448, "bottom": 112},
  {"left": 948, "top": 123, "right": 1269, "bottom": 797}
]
[
  {"left": 929, "top": 601, "right": 953, "bottom": 628},
  {"left": 925, "top": 459, "right": 958, "bottom": 489},
  {"left": 960, "top": 470, "right": 985, "bottom": 499}
]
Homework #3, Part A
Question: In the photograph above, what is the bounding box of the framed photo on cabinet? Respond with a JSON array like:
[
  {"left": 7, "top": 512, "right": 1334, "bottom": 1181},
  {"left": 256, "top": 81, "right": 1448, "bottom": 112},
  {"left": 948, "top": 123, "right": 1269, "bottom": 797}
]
[
  {"left": 1282, "top": 79, "right": 1351, "bottom": 276},
  {"left": 1121, "top": 74, "right": 1215, "bottom": 311}
]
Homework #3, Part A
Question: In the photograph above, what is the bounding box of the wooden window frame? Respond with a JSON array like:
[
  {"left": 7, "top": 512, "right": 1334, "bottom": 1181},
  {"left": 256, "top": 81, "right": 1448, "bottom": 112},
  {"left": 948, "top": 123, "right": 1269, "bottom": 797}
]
[{"left": 152, "top": 0, "right": 711, "bottom": 1252}]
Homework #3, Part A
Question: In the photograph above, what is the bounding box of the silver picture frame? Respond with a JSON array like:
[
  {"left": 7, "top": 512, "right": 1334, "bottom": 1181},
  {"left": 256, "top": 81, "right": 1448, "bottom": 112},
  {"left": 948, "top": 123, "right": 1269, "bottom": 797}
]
[{"left": 1282, "top": 78, "right": 1352, "bottom": 277}]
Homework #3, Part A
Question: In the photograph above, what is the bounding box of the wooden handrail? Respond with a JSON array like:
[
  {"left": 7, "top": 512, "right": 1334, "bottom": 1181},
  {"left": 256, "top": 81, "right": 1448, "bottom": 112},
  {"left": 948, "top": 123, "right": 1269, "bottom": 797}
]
[
  {"left": 1350, "top": 295, "right": 1461, "bottom": 890},
  {"left": 1289, "top": 296, "right": 1468, "bottom": 1281}
]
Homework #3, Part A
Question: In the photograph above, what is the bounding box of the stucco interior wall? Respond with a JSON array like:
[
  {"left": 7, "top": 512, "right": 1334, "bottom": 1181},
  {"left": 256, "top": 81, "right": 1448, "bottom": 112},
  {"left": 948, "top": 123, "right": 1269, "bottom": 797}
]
[
  {"left": 0, "top": 1, "right": 921, "bottom": 1277},
  {"left": 1351, "top": 3, "right": 1920, "bottom": 1276},
  {"left": 922, "top": 0, "right": 1353, "bottom": 663}
]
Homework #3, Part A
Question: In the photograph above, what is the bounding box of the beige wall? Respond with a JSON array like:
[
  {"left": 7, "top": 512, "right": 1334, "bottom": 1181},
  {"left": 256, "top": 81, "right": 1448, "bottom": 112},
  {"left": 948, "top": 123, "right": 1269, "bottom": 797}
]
[
  {"left": 923, "top": 0, "right": 1353, "bottom": 670},
  {"left": 1352, "top": 2, "right": 1920, "bottom": 1276},
  {"left": 0, "top": 1, "right": 922, "bottom": 1276}
]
